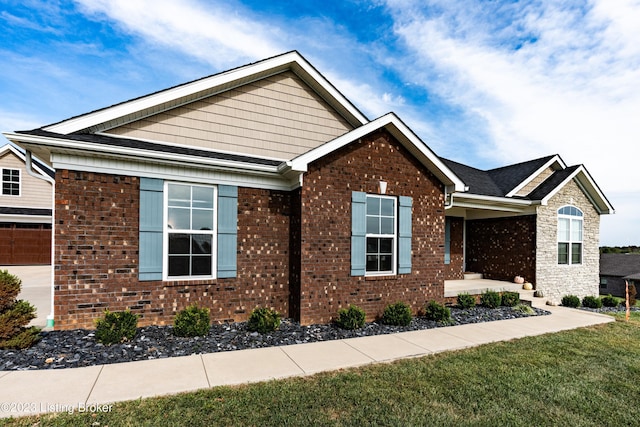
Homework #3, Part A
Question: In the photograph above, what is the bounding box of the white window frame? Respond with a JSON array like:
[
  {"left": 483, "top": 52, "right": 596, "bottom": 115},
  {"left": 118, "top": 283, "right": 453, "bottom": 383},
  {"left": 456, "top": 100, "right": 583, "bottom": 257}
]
[
  {"left": 163, "top": 182, "right": 217, "bottom": 280},
  {"left": 557, "top": 205, "right": 583, "bottom": 265},
  {"left": 1, "top": 168, "right": 21, "bottom": 197},
  {"left": 365, "top": 194, "right": 397, "bottom": 276}
]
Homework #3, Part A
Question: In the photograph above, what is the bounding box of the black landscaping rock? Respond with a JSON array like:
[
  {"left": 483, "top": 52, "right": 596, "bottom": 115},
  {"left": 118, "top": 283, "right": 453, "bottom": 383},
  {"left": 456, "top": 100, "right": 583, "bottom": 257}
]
[{"left": 0, "top": 306, "right": 549, "bottom": 371}]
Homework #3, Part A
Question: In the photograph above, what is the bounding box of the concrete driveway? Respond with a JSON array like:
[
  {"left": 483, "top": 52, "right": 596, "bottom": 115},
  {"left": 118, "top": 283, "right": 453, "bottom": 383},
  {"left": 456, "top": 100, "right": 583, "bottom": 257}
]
[{"left": 0, "top": 265, "right": 51, "bottom": 328}]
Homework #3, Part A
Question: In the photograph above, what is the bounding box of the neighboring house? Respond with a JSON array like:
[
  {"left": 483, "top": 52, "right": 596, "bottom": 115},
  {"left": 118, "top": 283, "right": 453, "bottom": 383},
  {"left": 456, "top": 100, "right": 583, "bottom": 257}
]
[
  {"left": 599, "top": 253, "right": 640, "bottom": 297},
  {"left": 0, "top": 143, "right": 54, "bottom": 265},
  {"left": 3, "top": 51, "right": 613, "bottom": 329}
]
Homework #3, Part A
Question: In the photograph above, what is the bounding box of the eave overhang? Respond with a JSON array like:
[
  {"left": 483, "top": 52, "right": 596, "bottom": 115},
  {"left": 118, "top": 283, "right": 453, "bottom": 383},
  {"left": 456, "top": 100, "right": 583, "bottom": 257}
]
[{"left": 540, "top": 165, "right": 615, "bottom": 215}]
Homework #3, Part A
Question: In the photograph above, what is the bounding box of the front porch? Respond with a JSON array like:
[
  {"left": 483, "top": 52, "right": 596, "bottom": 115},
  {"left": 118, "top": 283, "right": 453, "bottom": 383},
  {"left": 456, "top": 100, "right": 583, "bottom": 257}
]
[{"left": 444, "top": 277, "right": 546, "bottom": 308}]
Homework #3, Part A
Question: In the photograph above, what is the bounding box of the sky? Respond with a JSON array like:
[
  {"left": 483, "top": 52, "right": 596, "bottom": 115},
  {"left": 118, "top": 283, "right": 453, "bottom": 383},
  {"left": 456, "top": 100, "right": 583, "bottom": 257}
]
[{"left": 1, "top": 0, "right": 638, "bottom": 246}]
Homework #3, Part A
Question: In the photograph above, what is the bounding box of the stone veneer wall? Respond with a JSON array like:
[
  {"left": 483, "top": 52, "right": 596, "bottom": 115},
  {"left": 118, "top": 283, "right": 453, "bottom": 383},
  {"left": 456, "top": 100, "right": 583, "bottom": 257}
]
[
  {"left": 298, "top": 129, "right": 446, "bottom": 324},
  {"left": 54, "top": 170, "right": 291, "bottom": 329},
  {"left": 535, "top": 180, "right": 600, "bottom": 304}
]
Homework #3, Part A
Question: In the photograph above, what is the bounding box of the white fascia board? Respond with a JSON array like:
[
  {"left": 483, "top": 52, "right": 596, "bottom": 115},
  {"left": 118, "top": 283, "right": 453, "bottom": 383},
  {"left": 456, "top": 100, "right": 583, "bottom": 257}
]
[
  {"left": 453, "top": 192, "right": 535, "bottom": 210},
  {"left": 0, "top": 143, "right": 55, "bottom": 183},
  {"left": 506, "top": 155, "right": 566, "bottom": 197},
  {"left": 285, "top": 113, "right": 466, "bottom": 191},
  {"left": 541, "top": 166, "right": 614, "bottom": 214},
  {"left": 4, "top": 131, "right": 283, "bottom": 177},
  {"left": 42, "top": 52, "right": 368, "bottom": 135}
]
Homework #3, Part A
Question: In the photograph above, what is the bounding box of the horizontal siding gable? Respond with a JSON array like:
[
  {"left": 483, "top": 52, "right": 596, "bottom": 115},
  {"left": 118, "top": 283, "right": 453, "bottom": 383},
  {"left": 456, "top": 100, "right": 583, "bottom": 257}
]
[
  {"left": 105, "top": 71, "right": 354, "bottom": 160},
  {"left": 0, "top": 151, "right": 52, "bottom": 209}
]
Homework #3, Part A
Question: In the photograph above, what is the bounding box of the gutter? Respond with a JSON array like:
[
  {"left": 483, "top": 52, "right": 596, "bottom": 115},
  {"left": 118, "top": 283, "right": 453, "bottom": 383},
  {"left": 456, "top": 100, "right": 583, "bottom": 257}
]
[{"left": 25, "top": 150, "right": 56, "bottom": 329}]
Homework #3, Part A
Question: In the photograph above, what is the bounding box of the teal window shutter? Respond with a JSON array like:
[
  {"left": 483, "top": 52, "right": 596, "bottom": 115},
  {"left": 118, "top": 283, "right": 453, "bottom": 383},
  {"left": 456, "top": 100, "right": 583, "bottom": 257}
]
[
  {"left": 217, "top": 185, "right": 238, "bottom": 278},
  {"left": 398, "top": 196, "right": 412, "bottom": 274},
  {"left": 444, "top": 218, "right": 451, "bottom": 264},
  {"left": 351, "top": 191, "right": 366, "bottom": 276},
  {"left": 139, "top": 178, "right": 164, "bottom": 281}
]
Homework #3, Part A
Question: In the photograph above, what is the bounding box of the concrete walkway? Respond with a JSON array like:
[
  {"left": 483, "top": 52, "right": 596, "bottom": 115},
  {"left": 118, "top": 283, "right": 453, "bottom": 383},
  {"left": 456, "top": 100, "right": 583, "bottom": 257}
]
[{"left": 0, "top": 305, "right": 614, "bottom": 419}]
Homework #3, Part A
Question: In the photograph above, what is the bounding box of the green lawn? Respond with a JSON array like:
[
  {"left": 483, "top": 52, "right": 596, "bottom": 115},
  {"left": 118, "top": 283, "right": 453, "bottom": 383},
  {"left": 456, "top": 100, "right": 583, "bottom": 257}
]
[{"left": 2, "top": 316, "right": 639, "bottom": 427}]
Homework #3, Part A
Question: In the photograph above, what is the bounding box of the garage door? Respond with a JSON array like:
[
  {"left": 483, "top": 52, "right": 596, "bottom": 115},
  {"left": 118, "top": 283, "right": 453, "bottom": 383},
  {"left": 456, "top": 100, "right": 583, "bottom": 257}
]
[{"left": 0, "top": 223, "right": 52, "bottom": 265}]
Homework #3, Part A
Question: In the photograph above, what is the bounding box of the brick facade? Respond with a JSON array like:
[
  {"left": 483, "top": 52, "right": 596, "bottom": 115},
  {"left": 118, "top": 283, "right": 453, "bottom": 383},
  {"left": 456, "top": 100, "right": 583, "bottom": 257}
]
[
  {"left": 54, "top": 170, "right": 291, "bottom": 329},
  {"left": 444, "top": 216, "right": 464, "bottom": 280},
  {"left": 297, "top": 129, "right": 446, "bottom": 324},
  {"left": 535, "top": 181, "right": 600, "bottom": 303},
  {"left": 465, "top": 215, "right": 537, "bottom": 283}
]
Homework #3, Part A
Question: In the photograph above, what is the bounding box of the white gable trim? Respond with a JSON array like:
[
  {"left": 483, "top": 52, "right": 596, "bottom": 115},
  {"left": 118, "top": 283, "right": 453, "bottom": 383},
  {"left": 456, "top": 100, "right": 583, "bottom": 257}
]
[
  {"left": 283, "top": 113, "right": 466, "bottom": 192},
  {"left": 540, "top": 166, "right": 614, "bottom": 214},
  {"left": 43, "top": 51, "right": 368, "bottom": 135},
  {"left": 0, "top": 143, "right": 55, "bottom": 183},
  {"left": 505, "top": 155, "right": 566, "bottom": 197}
]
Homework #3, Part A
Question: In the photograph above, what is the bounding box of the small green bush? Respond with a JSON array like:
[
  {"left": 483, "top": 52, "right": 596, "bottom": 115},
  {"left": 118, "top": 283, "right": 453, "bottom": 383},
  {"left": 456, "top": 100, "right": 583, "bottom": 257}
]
[
  {"left": 512, "top": 304, "right": 535, "bottom": 315},
  {"left": 561, "top": 295, "right": 581, "bottom": 308},
  {"left": 95, "top": 310, "right": 139, "bottom": 345},
  {"left": 457, "top": 293, "right": 476, "bottom": 309},
  {"left": 381, "top": 302, "right": 412, "bottom": 326},
  {"left": 174, "top": 304, "right": 211, "bottom": 337},
  {"left": 247, "top": 307, "right": 281, "bottom": 333},
  {"left": 501, "top": 291, "right": 520, "bottom": 307},
  {"left": 601, "top": 294, "right": 618, "bottom": 307},
  {"left": 425, "top": 300, "right": 451, "bottom": 322},
  {"left": 0, "top": 270, "right": 40, "bottom": 349},
  {"left": 481, "top": 290, "right": 501, "bottom": 309},
  {"left": 582, "top": 295, "right": 602, "bottom": 309},
  {"left": 0, "top": 269, "right": 22, "bottom": 312},
  {"left": 336, "top": 305, "right": 366, "bottom": 330}
]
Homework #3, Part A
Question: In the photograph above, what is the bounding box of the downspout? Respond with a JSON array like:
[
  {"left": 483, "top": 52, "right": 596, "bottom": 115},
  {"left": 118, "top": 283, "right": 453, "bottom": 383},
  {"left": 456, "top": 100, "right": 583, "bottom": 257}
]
[{"left": 25, "top": 150, "right": 55, "bottom": 329}]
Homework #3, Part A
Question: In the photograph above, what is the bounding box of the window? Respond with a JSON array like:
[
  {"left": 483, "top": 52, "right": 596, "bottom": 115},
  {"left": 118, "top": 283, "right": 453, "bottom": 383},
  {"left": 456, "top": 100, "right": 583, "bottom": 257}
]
[
  {"left": 557, "top": 206, "right": 583, "bottom": 265},
  {"left": 444, "top": 218, "right": 451, "bottom": 265},
  {"left": 365, "top": 195, "right": 396, "bottom": 275},
  {"left": 2, "top": 168, "right": 20, "bottom": 196},
  {"left": 599, "top": 277, "right": 608, "bottom": 288},
  {"left": 165, "top": 183, "right": 216, "bottom": 279}
]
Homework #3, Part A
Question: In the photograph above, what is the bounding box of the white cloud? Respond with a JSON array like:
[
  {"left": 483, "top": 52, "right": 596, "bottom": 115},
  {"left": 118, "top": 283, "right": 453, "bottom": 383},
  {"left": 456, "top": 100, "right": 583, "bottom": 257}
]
[
  {"left": 75, "top": 0, "right": 286, "bottom": 67},
  {"left": 386, "top": 0, "right": 640, "bottom": 195}
]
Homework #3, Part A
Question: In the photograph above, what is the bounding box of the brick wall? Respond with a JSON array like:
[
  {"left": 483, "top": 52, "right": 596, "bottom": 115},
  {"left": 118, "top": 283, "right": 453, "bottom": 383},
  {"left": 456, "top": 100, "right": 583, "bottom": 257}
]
[
  {"left": 54, "top": 170, "right": 291, "bottom": 329},
  {"left": 297, "top": 129, "right": 446, "bottom": 324},
  {"left": 444, "top": 216, "right": 464, "bottom": 280},
  {"left": 465, "top": 215, "right": 537, "bottom": 283},
  {"left": 535, "top": 181, "right": 600, "bottom": 304}
]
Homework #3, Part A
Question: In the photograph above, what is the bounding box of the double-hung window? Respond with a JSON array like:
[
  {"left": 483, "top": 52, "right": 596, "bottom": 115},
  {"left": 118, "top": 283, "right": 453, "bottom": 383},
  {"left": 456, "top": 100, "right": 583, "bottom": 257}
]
[
  {"left": 165, "top": 183, "right": 216, "bottom": 278},
  {"left": 365, "top": 195, "right": 396, "bottom": 275},
  {"left": 557, "top": 206, "right": 583, "bottom": 265},
  {"left": 2, "top": 168, "right": 20, "bottom": 196}
]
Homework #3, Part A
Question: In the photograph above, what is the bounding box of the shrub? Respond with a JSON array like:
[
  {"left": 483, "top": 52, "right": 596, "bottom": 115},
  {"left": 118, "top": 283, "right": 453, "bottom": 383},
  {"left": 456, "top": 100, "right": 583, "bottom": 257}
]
[
  {"left": 601, "top": 294, "right": 619, "bottom": 307},
  {"left": 481, "top": 290, "right": 501, "bottom": 309},
  {"left": 336, "top": 305, "right": 366, "bottom": 330},
  {"left": 561, "top": 295, "right": 581, "bottom": 308},
  {"left": 501, "top": 291, "right": 520, "bottom": 307},
  {"left": 424, "top": 300, "right": 451, "bottom": 322},
  {"left": 247, "top": 307, "right": 281, "bottom": 333},
  {"left": 582, "top": 295, "right": 602, "bottom": 309},
  {"left": 95, "top": 310, "right": 139, "bottom": 345},
  {"left": 174, "top": 304, "right": 211, "bottom": 337},
  {"left": 457, "top": 293, "right": 476, "bottom": 309},
  {"left": 512, "top": 304, "right": 535, "bottom": 315},
  {"left": 381, "top": 302, "right": 412, "bottom": 326},
  {"left": 0, "top": 270, "right": 40, "bottom": 349}
]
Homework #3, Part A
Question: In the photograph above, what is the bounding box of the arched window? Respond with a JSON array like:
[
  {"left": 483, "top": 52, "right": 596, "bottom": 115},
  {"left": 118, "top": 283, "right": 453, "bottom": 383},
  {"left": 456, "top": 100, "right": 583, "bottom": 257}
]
[{"left": 557, "top": 206, "right": 583, "bottom": 265}]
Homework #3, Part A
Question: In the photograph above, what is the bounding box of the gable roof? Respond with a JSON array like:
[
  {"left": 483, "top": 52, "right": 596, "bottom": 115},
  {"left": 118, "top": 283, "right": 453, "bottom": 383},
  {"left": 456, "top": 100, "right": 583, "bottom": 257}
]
[
  {"left": 284, "top": 113, "right": 467, "bottom": 192},
  {"left": 42, "top": 51, "right": 369, "bottom": 135},
  {"left": 0, "top": 143, "right": 55, "bottom": 180},
  {"left": 600, "top": 253, "right": 640, "bottom": 278},
  {"left": 441, "top": 155, "right": 614, "bottom": 215}
]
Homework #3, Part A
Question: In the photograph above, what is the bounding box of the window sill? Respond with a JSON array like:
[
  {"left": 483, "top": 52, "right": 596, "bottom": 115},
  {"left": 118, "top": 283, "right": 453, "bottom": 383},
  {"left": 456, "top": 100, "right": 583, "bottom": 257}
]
[{"left": 365, "top": 274, "right": 398, "bottom": 281}]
